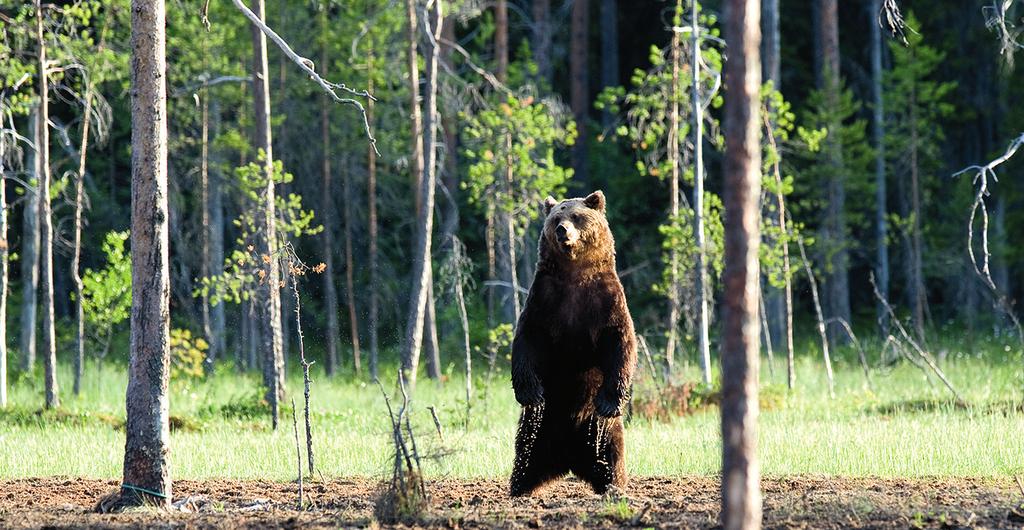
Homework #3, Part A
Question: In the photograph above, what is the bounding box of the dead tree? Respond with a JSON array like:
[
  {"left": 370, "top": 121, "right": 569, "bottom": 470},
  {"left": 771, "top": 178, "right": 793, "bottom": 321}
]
[
  {"left": 119, "top": 0, "right": 172, "bottom": 507},
  {"left": 665, "top": 0, "right": 682, "bottom": 379},
  {"left": 720, "top": 0, "right": 762, "bottom": 527},
  {"left": 692, "top": 0, "right": 712, "bottom": 386}
]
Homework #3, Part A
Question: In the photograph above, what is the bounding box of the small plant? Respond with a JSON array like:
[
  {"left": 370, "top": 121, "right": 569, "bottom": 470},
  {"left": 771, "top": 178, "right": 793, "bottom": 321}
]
[
  {"left": 600, "top": 497, "right": 635, "bottom": 522},
  {"left": 170, "top": 329, "right": 207, "bottom": 382},
  {"left": 80, "top": 230, "right": 131, "bottom": 361}
]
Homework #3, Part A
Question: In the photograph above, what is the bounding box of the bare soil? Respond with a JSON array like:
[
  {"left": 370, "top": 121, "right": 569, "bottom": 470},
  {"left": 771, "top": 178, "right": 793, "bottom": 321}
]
[{"left": 1, "top": 476, "right": 1022, "bottom": 529}]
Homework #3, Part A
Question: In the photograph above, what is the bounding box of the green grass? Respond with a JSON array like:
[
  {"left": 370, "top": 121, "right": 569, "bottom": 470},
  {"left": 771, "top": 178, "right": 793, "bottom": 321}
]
[{"left": 1, "top": 342, "right": 1022, "bottom": 480}]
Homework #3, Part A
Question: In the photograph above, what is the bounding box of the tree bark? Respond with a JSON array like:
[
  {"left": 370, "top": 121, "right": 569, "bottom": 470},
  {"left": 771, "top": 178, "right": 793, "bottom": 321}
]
[
  {"left": 908, "top": 77, "right": 927, "bottom": 344},
  {"left": 402, "top": 0, "right": 442, "bottom": 385},
  {"left": 342, "top": 161, "right": 362, "bottom": 374},
  {"left": 721, "top": 0, "right": 762, "bottom": 528},
  {"left": 209, "top": 101, "right": 226, "bottom": 363},
  {"left": 868, "top": 0, "right": 890, "bottom": 334},
  {"left": 250, "top": 0, "right": 285, "bottom": 428},
  {"left": 36, "top": 0, "right": 59, "bottom": 410},
  {"left": 599, "top": 0, "right": 618, "bottom": 127},
  {"left": 816, "top": 0, "right": 851, "bottom": 345},
  {"left": 367, "top": 42, "right": 380, "bottom": 380},
  {"left": 665, "top": 0, "right": 682, "bottom": 379},
  {"left": 692, "top": 0, "right": 712, "bottom": 386},
  {"left": 532, "top": 0, "right": 552, "bottom": 84},
  {"left": 120, "top": 0, "right": 172, "bottom": 507},
  {"left": 20, "top": 107, "right": 39, "bottom": 374},
  {"left": 495, "top": 0, "right": 508, "bottom": 83},
  {"left": 320, "top": 20, "right": 340, "bottom": 377},
  {"left": 570, "top": 0, "right": 590, "bottom": 185},
  {"left": 402, "top": 0, "right": 425, "bottom": 380},
  {"left": 72, "top": 58, "right": 98, "bottom": 396},
  {"left": 0, "top": 103, "right": 9, "bottom": 408}
]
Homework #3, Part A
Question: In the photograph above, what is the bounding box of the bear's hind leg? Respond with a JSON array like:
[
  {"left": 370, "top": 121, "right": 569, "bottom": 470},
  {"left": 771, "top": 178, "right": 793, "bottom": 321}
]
[
  {"left": 571, "top": 416, "right": 626, "bottom": 494},
  {"left": 509, "top": 406, "right": 568, "bottom": 497}
]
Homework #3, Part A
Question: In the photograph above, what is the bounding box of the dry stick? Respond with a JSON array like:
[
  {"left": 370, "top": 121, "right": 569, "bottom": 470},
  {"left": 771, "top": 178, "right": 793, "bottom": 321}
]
[
  {"left": 759, "top": 284, "right": 775, "bottom": 379},
  {"left": 227, "top": 0, "right": 379, "bottom": 155},
  {"left": 637, "top": 335, "right": 663, "bottom": 394},
  {"left": 795, "top": 238, "right": 835, "bottom": 398},
  {"left": 952, "top": 133, "right": 1024, "bottom": 352},
  {"left": 398, "top": 371, "right": 426, "bottom": 498},
  {"left": 289, "top": 269, "right": 315, "bottom": 476},
  {"left": 825, "top": 317, "right": 872, "bottom": 388},
  {"left": 869, "top": 273, "right": 964, "bottom": 403},
  {"left": 880, "top": 334, "right": 935, "bottom": 388},
  {"left": 426, "top": 405, "right": 444, "bottom": 442},
  {"left": 290, "top": 397, "right": 303, "bottom": 509},
  {"left": 375, "top": 377, "right": 412, "bottom": 487},
  {"left": 763, "top": 111, "right": 796, "bottom": 390}
]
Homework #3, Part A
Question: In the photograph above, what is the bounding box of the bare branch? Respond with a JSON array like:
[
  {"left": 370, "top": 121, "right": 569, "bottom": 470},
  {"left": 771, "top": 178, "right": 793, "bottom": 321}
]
[{"left": 229, "top": 0, "right": 380, "bottom": 155}]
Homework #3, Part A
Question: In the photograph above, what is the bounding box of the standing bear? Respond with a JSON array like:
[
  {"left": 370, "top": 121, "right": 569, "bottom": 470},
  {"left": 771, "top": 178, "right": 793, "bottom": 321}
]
[{"left": 509, "top": 190, "right": 637, "bottom": 496}]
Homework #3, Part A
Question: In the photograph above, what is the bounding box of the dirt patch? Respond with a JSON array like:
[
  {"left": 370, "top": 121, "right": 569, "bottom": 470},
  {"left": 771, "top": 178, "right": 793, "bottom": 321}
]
[{"left": 0, "top": 476, "right": 1021, "bottom": 529}]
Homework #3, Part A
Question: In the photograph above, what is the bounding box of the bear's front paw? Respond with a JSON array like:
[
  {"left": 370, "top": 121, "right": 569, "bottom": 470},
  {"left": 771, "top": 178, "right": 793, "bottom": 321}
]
[
  {"left": 594, "top": 393, "right": 622, "bottom": 418},
  {"left": 514, "top": 384, "right": 545, "bottom": 407}
]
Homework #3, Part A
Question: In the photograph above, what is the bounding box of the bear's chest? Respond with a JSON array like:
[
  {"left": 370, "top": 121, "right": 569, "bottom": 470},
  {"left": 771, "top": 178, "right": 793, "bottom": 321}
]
[{"left": 542, "top": 282, "right": 609, "bottom": 344}]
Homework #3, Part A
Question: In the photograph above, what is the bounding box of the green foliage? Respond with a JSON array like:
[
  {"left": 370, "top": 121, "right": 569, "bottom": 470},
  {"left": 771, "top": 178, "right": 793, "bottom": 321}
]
[
  {"left": 80, "top": 230, "right": 131, "bottom": 350},
  {"left": 196, "top": 152, "right": 321, "bottom": 306},
  {"left": 170, "top": 329, "right": 207, "bottom": 382},
  {"left": 462, "top": 95, "right": 576, "bottom": 230}
]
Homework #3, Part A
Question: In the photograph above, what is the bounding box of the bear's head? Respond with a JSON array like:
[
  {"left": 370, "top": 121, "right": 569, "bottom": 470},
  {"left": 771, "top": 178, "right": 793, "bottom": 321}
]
[{"left": 540, "top": 190, "right": 614, "bottom": 265}]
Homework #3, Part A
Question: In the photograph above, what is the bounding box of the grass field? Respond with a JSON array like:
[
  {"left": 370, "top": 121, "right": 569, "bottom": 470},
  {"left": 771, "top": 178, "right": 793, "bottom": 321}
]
[{"left": 1, "top": 340, "right": 1022, "bottom": 481}]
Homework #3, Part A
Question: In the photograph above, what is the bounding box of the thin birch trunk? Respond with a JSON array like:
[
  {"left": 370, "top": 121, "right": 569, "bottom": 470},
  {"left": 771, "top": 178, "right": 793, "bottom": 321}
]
[
  {"left": 120, "top": 0, "right": 172, "bottom": 507},
  {"left": 402, "top": 0, "right": 425, "bottom": 381},
  {"left": 72, "top": 58, "right": 97, "bottom": 396},
  {"left": 19, "top": 107, "right": 39, "bottom": 373},
  {"left": 692, "top": 0, "right": 712, "bottom": 386},
  {"left": 36, "top": 0, "right": 59, "bottom": 409},
  {"left": 720, "top": 0, "right": 762, "bottom": 526},
  {"left": 209, "top": 100, "right": 226, "bottom": 362},
  {"left": 0, "top": 105, "right": 9, "bottom": 408},
  {"left": 665, "top": 1, "right": 681, "bottom": 379}
]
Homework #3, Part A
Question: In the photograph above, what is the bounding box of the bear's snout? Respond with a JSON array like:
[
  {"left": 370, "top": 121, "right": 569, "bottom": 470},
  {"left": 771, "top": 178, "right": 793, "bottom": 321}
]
[{"left": 555, "top": 222, "right": 579, "bottom": 246}]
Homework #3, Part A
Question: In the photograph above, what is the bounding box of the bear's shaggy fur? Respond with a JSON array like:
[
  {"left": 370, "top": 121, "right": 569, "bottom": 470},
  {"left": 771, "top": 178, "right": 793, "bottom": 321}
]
[{"left": 509, "top": 190, "right": 637, "bottom": 497}]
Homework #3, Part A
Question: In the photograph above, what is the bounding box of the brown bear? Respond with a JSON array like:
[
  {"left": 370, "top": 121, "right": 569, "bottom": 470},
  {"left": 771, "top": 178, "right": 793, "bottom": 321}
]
[{"left": 509, "top": 190, "right": 637, "bottom": 497}]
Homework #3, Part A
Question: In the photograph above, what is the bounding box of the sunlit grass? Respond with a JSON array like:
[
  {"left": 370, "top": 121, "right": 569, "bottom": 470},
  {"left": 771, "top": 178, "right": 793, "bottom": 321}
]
[{"left": 1, "top": 339, "right": 1021, "bottom": 480}]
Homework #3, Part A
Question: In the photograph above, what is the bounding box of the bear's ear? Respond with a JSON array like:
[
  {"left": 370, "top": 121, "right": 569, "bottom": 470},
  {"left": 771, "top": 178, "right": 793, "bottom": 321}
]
[
  {"left": 543, "top": 196, "right": 558, "bottom": 215},
  {"left": 583, "top": 190, "right": 606, "bottom": 212}
]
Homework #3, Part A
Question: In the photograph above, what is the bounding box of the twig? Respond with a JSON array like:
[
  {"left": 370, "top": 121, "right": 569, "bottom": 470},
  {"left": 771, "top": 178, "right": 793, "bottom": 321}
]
[
  {"left": 795, "top": 238, "right": 835, "bottom": 398},
  {"left": 289, "top": 266, "right": 316, "bottom": 476},
  {"left": 426, "top": 405, "right": 444, "bottom": 442},
  {"left": 870, "top": 273, "right": 964, "bottom": 403},
  {"left": 637, "top": 335, "right": 662, "bottom": 393},
  {"left": 952, "top": 133, "right": 1024, "bottom": 351},
  {"left": 825, "top": 317, "right": 873, "bottom": 388},
  {"left": 228, "top": 0, "right": 379, "bottom": 156},
  {"left": 290, "top": 397, "right": 303, "bottom": 509}
]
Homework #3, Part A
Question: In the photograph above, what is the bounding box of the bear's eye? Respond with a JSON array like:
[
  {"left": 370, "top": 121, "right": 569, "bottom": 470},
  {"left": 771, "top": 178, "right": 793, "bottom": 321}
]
[{"left": 571, "top": 213, "right": 581, "bottom": 223}]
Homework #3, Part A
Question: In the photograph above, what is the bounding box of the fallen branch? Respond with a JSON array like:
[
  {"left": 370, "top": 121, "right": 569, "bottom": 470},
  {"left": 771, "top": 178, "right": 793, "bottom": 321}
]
[
  {"left": 870, "top": 273, "right": 964, "bottom": 403},
  {"left": 824, "top": 317, "right": 872, "bottom": 388}
]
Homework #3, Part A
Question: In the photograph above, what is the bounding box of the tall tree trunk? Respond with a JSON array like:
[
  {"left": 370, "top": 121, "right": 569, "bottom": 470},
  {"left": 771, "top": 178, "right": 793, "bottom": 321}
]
[
  {"left": 761, "top": 0, "right": 779, "bottom": 88},
  {"left": 120, "top": 0, "right": 172, "bottom": 507},
  {"left": 495, "top": 0, "right": 508, "bottom": 82},
  {"left": 599, "top": 0, "right": 618, "bottom": 127},
  {"left": 868, "top": 0, "right": 889, "bottom": 334},
  {"left": 36, "top": 0, "right": 59, "bottom": 410},
  {"left": 402, "top": 0, "right": 425, "bottom": 380},
  {"left": 342, "top": 162, "right": 362, "bottom": 374},
  {"left": 320, "top": 21, "right": 340, "bottom": 377},
  {"left": 439, "top": 18, "right": 460, "bottom": 253},
  {"left": 693, "top": 0, "right": 712, "bottom": 386},
  {"left": 721, "top": 0, "right": 762, "bottom": 527},
  {"left": 0, "top": 104, "right": 9, "bottom": 407},
  {"left": 209, "top": 101, "right": 226, "bottom": 362},
  {"left": 366, "top": 43, "right": 380, "bottom": 379},
  {"left": 402, "top": 0, "right": 442, "bottom": 385},
  {"left": 532, "top": 0, "right": 552, "bottom": 84},
  {"left": 20, "top": 107, "right": 39, "bottom": 373},
  {"left": 816, "top": 0, "right": 850, "bottom": 344},
  {"left": 571, "top": 0, "right": 590, "bottom": 185},
  {"left": 665, "top": 0, "right": 682, "bottom": 379},
  {"left": 908, "top": 80, "right": 927, "bottom": 344},
  {"left": 250, "top": 0, "right": 284, "bottom": 429}
]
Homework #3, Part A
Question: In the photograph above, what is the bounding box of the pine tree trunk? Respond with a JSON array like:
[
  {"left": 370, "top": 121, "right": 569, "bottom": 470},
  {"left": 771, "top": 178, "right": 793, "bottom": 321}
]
[
  {"left": 250, "top": 0, "right": 285, "bottom": 428},
  {"left": 532, "top": 0, "right": 552, "bottom": 84},
  {"left": 120, "top": 0, "right": 172, "bottom": 506},
  {"left": 20, "top": 107, "right": 39, "bottom": 374},
  {"left": 721, "top": 1, "right": 762, "bottom": 527},
  {"left": 36, "top": 0, "right": 59, "bottom": 410},
  {"left": 200, "top": 83, "right": 213, "bottom": 368},
  {"left": 402, "top": 0, "right": 425, "bottom": 380},
  {"left": 320, "top": 22, "right": 340, "bottom": 377},
  {"left": 495, "top": 0, "right": 508, "bottom": 82},
  {"left": 439, "top": 18, "right": 460, "bottom": 252},
  {"left": 0, "top": 104, "right": 9, "bottom": 408},
  {"left": 599, "top": 0, "right": 618, "bottom": 127},
  {"left": 209, "top": 100, "right": 226, "bottom": 362},
  {"left": 342, "top": 162, "right": 362, "bottom": 374},
  {"left": 908, "top": 81, "right": 927, "bottom": 344},
  {"left": 816, "top": 0, "right": 851, "bottom": 345},
  {"left": 402, "top": 0, "right": 443, "bottom": 385},
  {"left": 366, "top": 44, "right": 380, "bottom": 380},
  {"left": 665, "top": 0, "right": 682, "bottom": 379},
  {"left": 868, "top": 0, "right": 890, "bottom": 334},
  {"left": 571, "top": 0, "right": 590, "bottom": 185},
  {"left": 692, "top": 0, "right": 712, "bottom": 386}
]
